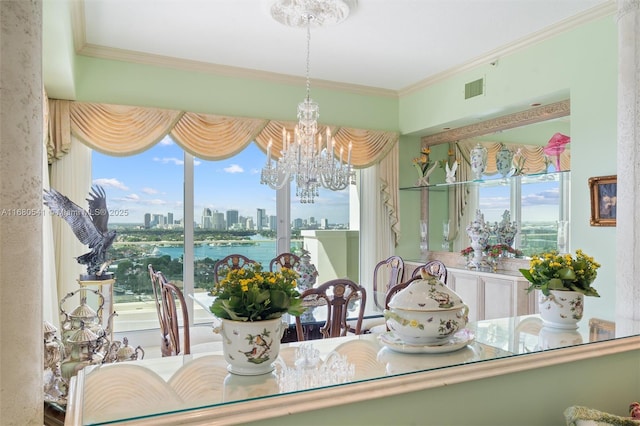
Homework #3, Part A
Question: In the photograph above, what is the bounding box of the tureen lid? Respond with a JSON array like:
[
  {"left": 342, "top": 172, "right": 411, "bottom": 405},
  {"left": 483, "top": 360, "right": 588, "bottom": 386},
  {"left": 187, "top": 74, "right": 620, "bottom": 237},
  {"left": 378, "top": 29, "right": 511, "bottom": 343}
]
[{"left": 388, "top": 270, "right": 464, "bottom": 311}]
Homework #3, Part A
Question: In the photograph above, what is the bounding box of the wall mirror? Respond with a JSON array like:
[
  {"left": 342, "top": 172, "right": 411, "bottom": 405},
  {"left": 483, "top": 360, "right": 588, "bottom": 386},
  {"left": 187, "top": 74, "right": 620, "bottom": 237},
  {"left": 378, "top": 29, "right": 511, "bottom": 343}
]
[{"left": 418, "top": 99, "right": 571, "bottom": 257}]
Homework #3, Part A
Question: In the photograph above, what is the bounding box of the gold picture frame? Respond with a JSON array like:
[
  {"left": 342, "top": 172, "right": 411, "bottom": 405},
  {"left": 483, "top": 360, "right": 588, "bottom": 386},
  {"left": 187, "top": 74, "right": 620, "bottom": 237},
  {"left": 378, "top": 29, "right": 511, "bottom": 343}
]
[
  {"left": 588, "top": 318, "right": 615, "bottom": 342},
  {"left": 589, "top": 175, "right": 617, "bottom": 226}
]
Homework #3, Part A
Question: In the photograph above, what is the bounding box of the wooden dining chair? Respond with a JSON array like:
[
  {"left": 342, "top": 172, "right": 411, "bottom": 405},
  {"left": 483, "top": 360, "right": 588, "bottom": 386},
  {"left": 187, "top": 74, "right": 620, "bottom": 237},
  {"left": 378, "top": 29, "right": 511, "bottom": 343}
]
[
  {"left": 148, "top": 265, "right": 223, "bottom": 357},
  {"left": 213, "top": 254, "right": 257, "bottom": 284},
  {"left": 411, "top": 259, "right": 448, "bottom": 284},
  {"left": 295, "top": 278, "right": 367, "bottom": 341},
  {"left": 372, "top": 255, "right": 405, "bottom": 310},
  {"left": 149, "top": 264, "right": 191, "bottom": 356},
  {"left": 269, "top": 252, "right": 301, "bottom": 272}
]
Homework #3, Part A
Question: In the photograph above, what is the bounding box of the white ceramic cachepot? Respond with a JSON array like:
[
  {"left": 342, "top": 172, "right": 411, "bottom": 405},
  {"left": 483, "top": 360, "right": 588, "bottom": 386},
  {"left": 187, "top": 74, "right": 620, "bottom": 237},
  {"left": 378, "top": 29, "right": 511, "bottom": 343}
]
[
  {"left": 214, "top": 317, "right": 287, "bottom": 375},
  {"left": 538, "top": 290, "right": 584, "bottom": 330},
  {"left": 384, "top": 272, "right": 469, "bottom": 345}
]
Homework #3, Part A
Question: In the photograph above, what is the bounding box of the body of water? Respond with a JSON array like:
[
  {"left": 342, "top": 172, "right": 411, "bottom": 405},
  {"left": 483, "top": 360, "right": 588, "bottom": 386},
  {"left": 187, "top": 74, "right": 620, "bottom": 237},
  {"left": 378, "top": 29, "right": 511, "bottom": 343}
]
[{"left": 153, "top": 238, "right": 303, "bottom": 267}]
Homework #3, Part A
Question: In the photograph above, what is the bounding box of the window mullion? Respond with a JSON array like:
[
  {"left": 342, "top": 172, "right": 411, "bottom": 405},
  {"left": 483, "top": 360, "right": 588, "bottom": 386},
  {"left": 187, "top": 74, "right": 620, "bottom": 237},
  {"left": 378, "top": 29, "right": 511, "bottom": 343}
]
[
  {"left": 184, "top": 151, "right": 195, "bottom": 325},
  {"left": 276, "top": 183, "right": 291, "bottom": 254}
]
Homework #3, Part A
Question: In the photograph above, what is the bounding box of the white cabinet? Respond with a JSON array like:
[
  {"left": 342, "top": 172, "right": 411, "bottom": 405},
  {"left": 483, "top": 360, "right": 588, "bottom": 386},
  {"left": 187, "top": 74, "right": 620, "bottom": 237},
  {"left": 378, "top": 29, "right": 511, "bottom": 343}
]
[{"left": 447, "top": 267, "right": 537, "bottom": 321}]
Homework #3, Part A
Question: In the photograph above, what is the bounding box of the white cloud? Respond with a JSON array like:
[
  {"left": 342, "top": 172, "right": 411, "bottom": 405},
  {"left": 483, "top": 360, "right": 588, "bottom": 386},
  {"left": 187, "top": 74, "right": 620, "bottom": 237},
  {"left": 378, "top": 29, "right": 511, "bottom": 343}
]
[
  {"left": 224, "top": 164, "right": 244, "bottom": 173},
  {"left": 158, "top": 135, "right": 174, "bottom": 146},
  {"left": 125, "top": 193, "right": 141, "bottom": 201},
  {"left": 92, "top": 178, "right": 129, "bottom": 191},
  {"left": 142, "top": 187, "right": 158, "bottom": 195},
  {"left": 153, "top": 157, "right": 184, "bottom": 166},
  {"left": 149, "top": 199, "right": 167, "bottom": 205}
]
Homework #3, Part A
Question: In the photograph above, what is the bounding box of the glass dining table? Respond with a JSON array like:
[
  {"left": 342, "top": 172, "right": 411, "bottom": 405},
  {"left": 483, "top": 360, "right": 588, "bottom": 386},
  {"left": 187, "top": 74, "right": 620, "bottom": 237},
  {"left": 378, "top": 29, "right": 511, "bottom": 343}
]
[{"left": 64, "top": 313, "right": 626, "bottom": 425}]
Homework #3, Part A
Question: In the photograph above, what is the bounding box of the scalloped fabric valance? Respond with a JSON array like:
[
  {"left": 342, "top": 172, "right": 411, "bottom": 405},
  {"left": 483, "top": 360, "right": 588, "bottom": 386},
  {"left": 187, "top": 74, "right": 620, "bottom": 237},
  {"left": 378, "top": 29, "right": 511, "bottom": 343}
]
[{"left": 48, "top": 100, "right": 398, "bottom": 167}]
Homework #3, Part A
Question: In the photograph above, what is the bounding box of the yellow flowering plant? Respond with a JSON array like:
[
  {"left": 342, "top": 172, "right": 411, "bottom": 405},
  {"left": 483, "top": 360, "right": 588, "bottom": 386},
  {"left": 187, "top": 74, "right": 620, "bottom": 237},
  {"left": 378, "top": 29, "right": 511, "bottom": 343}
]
[
  {"left": 210, "top": 263, "right": 305, "bottom": 321},
  {"left": 519, "top": 249, "right": 601, "bottom": 297},
  {"left": 413, "top": 147, "right": 435, "bottom": 176}
]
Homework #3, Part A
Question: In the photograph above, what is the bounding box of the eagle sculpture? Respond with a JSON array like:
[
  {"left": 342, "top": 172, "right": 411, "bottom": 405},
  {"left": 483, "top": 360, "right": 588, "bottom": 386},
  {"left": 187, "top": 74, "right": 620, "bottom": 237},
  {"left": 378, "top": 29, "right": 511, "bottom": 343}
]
[{"left": 43, "top": 186, "right": 117, "bottom": 278}]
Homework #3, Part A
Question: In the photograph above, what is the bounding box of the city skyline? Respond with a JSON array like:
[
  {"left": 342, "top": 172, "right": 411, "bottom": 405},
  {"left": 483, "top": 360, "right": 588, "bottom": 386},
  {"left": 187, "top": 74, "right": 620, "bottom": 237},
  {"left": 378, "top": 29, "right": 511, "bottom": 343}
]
[{"left": 139, "top": 208, "right": 345, "bottom": 231}]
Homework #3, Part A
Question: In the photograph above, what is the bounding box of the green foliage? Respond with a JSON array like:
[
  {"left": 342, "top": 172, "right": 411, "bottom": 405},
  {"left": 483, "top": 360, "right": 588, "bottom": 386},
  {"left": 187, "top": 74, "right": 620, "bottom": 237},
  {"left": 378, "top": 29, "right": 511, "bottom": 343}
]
[
  {"left": 519, "top": 249, "right": 600, "bottom": 297},
  {"left": 210, "top": 263, "right": 305, "bottom": 322}
]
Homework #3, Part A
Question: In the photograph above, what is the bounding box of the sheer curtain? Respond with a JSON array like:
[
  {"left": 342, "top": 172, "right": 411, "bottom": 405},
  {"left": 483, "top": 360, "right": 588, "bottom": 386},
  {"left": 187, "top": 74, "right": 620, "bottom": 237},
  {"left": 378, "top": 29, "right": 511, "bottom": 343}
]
[
  {"left": 49, "top": 137, "right": 92, "bottom": 301},
  {"left": 359, "top": 143, "right": 400, "bottom": 293}
]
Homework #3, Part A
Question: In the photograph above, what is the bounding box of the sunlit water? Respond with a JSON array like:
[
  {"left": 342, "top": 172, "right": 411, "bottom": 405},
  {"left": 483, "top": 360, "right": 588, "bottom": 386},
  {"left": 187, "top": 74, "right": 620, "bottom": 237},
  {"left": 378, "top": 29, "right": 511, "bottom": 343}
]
[{"left": 152, "top": 237, "right": 303, "bottom": 267}]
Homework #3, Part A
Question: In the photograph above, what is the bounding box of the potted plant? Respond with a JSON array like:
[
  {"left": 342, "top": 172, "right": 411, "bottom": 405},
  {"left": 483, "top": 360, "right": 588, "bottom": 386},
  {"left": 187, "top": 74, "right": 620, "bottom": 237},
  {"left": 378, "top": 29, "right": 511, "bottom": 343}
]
[
  {"left": 519, "top": 249, "right": 600, "bottom": 329},
  {"left": 210, "top": 263, "right": 305, "bottom": 375}
]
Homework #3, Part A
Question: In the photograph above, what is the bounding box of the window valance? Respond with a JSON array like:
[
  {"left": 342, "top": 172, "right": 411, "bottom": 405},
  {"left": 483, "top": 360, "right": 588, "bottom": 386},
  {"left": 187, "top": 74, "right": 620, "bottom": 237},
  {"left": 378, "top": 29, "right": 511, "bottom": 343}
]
[{"left": 47, "top": 100, "right": 399, "bottom": 167}]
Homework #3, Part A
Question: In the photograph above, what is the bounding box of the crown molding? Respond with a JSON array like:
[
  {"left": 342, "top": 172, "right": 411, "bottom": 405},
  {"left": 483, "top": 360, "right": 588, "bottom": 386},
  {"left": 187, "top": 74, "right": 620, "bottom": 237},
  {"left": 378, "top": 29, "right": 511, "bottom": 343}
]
[{"left": 421, "top": 99, "right": 570, "bottom": 146}]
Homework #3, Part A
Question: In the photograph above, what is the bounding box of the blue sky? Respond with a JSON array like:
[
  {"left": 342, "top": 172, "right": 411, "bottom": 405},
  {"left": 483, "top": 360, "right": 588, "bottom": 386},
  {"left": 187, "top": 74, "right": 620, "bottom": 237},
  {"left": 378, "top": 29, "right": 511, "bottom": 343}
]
[
  {"left": 479, "top": 178, "right": 561, "bottom": 223},
  {"left": 92, "top": 135, "right": 351, "bottom": 225}
]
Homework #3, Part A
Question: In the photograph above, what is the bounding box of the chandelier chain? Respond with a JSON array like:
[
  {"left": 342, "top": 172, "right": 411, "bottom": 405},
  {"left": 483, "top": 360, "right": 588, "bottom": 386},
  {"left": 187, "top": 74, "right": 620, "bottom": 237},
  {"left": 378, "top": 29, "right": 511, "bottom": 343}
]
[{"left": 305, "top": 14, "right": 312, "bottom": 102}]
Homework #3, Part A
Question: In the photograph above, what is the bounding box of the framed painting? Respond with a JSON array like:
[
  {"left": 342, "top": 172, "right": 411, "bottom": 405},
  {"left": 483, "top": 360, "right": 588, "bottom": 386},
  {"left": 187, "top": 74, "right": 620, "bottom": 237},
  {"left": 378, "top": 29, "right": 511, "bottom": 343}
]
[
  {"left": 588, "top": 318, "right": 615, "bottom": 342},
  {"left": 589, "top": 175, "right": 617, "bottom": 226}
]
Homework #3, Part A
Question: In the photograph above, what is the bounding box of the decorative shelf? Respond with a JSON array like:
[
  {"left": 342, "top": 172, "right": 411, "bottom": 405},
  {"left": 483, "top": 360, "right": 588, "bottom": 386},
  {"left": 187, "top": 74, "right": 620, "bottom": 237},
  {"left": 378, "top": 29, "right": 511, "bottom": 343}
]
[{"left": 400, "top": 170, "right": 570, "bottom": 191}]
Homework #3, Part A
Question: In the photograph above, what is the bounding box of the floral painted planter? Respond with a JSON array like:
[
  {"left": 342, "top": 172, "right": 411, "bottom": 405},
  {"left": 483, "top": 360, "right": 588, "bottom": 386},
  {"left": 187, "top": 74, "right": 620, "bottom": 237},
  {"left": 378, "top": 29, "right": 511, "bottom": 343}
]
[
  {"left": 214, "top": 317, "right": 287, "bottom": 375},
  {"left": 538, "top": 290, "right": 584, "bottom": 330}
]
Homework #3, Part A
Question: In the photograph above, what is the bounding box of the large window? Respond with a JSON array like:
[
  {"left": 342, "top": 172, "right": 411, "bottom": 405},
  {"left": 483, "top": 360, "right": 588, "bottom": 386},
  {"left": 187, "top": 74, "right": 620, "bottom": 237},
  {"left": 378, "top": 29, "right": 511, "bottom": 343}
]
[
  {"left": 477, "top": 171, "right": 570, "bottom": 256},
  {"left": 92, "top": 136, "right": 353, "bottom": 331}
]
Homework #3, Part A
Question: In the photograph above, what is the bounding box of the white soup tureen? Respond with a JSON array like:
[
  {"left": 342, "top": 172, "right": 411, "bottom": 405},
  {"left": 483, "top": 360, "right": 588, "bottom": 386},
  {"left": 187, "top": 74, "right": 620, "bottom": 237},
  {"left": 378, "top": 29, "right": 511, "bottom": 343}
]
[{"left": 384, "top": 269, "right": 469, "bottom": 345}]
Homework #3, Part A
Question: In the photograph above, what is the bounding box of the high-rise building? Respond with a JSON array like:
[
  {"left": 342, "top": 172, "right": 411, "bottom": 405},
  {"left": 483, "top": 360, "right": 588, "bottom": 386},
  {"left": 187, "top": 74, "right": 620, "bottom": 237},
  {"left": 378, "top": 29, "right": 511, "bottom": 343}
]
[
  {"left": 256, "top": 208, "right": 267, "bottom": 231},
  {"left": 167, "top": 212, "right": 174, "bottom": 225},
  {"left": 151, "top": 213, "right": 164, "bottom": 228},
  {"left": 144, "top": 213, "right": 151, "bottom": 229},
  {"left": 320, "top": 218, "right": 329, "bottom": 229},
  {"left": 226, "top": 209, "right": 239, "bottom": 229},
  {"left": 293, "top": 218, "right": 303, "bottom": 229},
  {"left": 212, "top": 210, "right": 226, "bottom": 230},
  {"left": 269, "top": 215, "right": 277, "bottom": 232},
  {"left": 201, "top": 208, "right": 212, "bottom": 229}
]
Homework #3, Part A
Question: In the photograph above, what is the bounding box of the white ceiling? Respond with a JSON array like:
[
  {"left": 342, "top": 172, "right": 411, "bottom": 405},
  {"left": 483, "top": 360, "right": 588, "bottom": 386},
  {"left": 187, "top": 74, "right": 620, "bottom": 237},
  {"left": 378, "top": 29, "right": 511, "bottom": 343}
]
[{"left": 77, "top": 0, "right": 610, "bottom": 94}]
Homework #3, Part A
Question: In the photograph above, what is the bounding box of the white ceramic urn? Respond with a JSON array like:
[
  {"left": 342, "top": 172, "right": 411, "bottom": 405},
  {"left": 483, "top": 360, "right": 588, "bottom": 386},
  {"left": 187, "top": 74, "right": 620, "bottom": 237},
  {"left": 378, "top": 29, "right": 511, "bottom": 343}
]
[{"left": 384, "top": 270, "right": 469, "bottom": 345}]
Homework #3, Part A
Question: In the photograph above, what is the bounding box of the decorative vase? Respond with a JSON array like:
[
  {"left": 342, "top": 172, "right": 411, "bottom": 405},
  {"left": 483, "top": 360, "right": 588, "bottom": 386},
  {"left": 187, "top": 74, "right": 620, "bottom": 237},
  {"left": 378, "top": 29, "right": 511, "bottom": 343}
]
[
  {"left": 294, "top": 249, "right": 318, "bottom": 292},
  {"left": 420, "top": 220, "right": 429, "bottom": 256},
  {"left": 465, "top": 209, "right": 490, "bottom": 270},
  {"left": 470, "top": 143, "right": 488, "bottom": 181},
  {"left": 538, "top": 290, "right": 584, "bottom": 330},
  {"left": 214, "top": 317, "right": 287, "bottom": 375},
  {"left": 495, "top": 210, "right": 517, "bottom": 247},
  {"left": 495, "top": 144, "right": 514, "bottom": 177},
  {"left": 557, "top": 220, "right": 569, "bottom": 254}
]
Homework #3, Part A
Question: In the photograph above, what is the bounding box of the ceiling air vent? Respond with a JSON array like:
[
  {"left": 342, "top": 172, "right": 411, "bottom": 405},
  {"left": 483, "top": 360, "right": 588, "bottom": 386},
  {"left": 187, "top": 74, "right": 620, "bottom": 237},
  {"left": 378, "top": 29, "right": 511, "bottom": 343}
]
[{"left": 465, "top": 78, "right": 484, "bottom": 99}]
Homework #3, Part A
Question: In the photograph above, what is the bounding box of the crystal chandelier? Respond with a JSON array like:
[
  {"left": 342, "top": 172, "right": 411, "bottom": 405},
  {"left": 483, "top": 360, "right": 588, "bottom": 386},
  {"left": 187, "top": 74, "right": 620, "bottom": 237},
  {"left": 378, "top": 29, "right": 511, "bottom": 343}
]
[{"left": 261, "top": 0, "right": 355, "bottom": 203}]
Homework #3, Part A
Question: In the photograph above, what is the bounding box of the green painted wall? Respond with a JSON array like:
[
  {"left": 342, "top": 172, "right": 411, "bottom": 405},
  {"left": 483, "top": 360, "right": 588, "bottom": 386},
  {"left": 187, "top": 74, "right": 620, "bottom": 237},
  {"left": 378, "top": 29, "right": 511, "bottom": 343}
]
[
  {"left": 245, "top": 348, "right": 640, "bottom": 426},
  {"left": 395, "top": 15, "right": 618, "bottom": 321},
  {"left": 73, "top": 56, "right": 399, "bottom": 131}
]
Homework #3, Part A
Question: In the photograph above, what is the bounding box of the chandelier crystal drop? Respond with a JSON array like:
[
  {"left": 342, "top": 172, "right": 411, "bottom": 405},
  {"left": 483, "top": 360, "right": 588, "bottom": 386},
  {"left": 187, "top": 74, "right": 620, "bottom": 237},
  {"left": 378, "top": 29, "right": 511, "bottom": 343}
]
[{"left": 261, "top": 1, "right": 355, "bottom": 203}]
